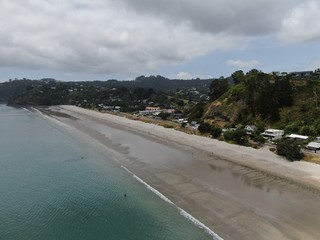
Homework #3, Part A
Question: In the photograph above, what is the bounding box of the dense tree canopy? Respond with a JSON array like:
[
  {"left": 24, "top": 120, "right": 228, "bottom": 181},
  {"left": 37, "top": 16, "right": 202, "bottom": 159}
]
[
  {"left": 276, "top": 138, "right": 303, "bottom": 161},
  {"left": 209, "top": 78, "right": 229, "bottom": 101}
]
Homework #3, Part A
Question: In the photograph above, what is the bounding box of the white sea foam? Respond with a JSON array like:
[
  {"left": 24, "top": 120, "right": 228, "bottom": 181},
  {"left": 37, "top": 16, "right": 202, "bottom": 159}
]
[
  {"left": 32, "top": 107, "right": 72, "bottom": 130},
  {"left": 178, "top": 208, "right": 223, "bottom": 240},
  {"left": 22, "top": 107, "right": 32, "bottom": 113},
  {"left": 121, "top": 165, "right": 223, "bottom": 240}
]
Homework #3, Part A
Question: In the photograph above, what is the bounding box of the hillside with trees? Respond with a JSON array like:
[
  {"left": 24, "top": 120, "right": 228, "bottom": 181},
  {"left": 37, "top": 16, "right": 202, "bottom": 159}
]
[
  {"left": 1, "top": 70, "right": 320, "bottom": 140},
  {"left": 203, "top": 69, "right": 320, "bottom": 138},
  {"left": 0, "top": 76, "right": 212, "bottom": 112}
]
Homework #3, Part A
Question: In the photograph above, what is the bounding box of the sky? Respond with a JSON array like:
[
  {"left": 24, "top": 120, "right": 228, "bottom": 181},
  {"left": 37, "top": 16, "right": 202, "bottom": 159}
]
[{"left": 0, "top": 0, "right": 320, "bottom": 81}]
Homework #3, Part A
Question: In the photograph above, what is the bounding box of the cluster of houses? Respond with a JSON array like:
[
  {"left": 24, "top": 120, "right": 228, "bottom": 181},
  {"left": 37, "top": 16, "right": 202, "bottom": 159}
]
[
  {"left": 138, "top": 107, "right": 176, "bottom": 116},
  {"left": 103, "top": 104, "right": 320, "bottom": 152},
  {"left": 138, "top": 106, "right": 200, "bottom": 129},
  {"left": 271, "top": 70, "right": 318, "bottom": 77},
  {"left": 259, "top": 128, "right": 320, "bottom": 151}
]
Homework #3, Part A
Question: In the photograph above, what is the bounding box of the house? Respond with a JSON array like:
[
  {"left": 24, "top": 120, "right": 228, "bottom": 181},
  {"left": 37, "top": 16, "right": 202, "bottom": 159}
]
[
  {"left": 145, "top": 106, "right": 161, "bottom": 111},
  {"left": 190, "top": 121, "right": 198, "bottom": 126},
  {"left": 286, "top": 134, "right": 309, "bottom": 141},
  {"left": 245, "top": 125, "right": 257, "bottom": 134},
  {"left": 163, "top": 109, "right": 176, "bottom": 114},
  {"left": 290, "top": 71, "right": 313, "bottom": 77},
  {"left": 262, "top": 129, "right": 284, "bottom": 140},
  {"left": 139, "top": 106, "right": 162, "bottom": 116},
  {"left": 139, "top": 110, "right": 161, "bottom": 116},
  {"left": 306, "top": 142, "right": 320, "bottom": 151}
]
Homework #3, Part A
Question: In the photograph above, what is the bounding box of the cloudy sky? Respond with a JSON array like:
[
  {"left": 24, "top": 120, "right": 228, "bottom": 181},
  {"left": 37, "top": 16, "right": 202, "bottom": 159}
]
[{"left": 0, "top": 0, "right": 320, "bottom": 81}]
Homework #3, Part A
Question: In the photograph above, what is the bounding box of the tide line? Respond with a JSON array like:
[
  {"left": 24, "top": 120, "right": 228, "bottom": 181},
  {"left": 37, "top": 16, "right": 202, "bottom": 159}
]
[{"left": 121, "top": 165, "right": 223, "bottom": 240}]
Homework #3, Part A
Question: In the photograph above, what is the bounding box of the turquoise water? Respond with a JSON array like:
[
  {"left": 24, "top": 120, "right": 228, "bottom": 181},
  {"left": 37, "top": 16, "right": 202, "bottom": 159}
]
[{"left": 0, "top": 105, "right": 213, "bottom": 240}]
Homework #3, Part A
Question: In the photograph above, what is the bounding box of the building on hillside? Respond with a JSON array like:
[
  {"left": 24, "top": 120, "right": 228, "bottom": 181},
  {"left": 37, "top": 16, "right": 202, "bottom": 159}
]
[
  {"left": 286, "top": 134, "right": 309, "bottom": 141},
  {"left": 271, "top": 71, "right": 288, "bottom": 77},
  {"left": 145, "top": 106, "right": 161, "bottom": 111},
  {"left": 139, "top": 106, "right": 162, "bottom": 116},
  {"left": 139, "top": 110, "right": 162, "bottom": 116},
  {"left": 306, "top": 142, "right": 320, "bottom": 151},
  {"left": 262, "top": 129, "right": 284, "bottom": 140},
  {"left": 163, "top": 109, "right": 176, "bottom": 114},
  {"left": 245, "top": 125, "right": 257, "bottom": 134},
  {"left": 290, "top": 71, "right": 313, "bottom": 77}
]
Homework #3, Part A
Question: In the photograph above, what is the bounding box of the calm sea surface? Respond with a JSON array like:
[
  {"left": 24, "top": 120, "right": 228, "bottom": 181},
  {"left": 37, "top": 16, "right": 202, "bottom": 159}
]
[{"left": 0, "top": 105, "right": 213, "bottom": 240}]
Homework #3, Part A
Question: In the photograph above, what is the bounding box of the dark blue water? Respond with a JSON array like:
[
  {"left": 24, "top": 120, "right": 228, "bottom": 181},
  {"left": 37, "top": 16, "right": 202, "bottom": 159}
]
[{"left": 0, "top": 105, "right": 214, "bottom": 240}]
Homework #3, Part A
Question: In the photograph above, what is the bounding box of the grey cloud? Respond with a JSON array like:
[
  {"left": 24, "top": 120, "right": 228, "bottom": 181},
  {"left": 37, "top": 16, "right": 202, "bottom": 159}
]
[
  {"left": 280, "top": 1, "right": 320, "bottom": 42},
  {"left": 0, "top": 0, "right": 239, "bottom": 75},
  {"left": 119, "top": 0, "right": 299, "bottom": 36},
  {"left": 0, "top": 0, "right": 317, "bottom": 76}
]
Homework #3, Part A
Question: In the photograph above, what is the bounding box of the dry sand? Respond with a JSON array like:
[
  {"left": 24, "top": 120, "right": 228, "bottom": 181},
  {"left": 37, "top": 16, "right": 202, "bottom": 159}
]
[{"left": 40, "top": 105, "right": 320, "bottom": 240}]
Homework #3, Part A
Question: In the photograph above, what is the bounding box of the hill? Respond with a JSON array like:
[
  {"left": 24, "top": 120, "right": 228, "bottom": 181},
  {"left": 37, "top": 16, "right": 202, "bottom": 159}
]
[{"left": 203, "top": 69, "right": 320, "bottom": 137}]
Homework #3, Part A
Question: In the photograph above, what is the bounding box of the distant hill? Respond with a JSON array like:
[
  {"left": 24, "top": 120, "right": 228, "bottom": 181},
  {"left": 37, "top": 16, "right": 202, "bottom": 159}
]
[{"left": 0, "top": 76, "right": 214, "bottom": 109}]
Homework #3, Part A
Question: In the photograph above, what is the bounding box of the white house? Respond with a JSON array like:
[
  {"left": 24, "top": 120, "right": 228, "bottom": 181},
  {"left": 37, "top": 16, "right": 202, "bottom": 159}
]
[
  {"left": 245, "top": 125, "right": 257, "bottom": 134},
  {"left": 286, "top": 134, "right": 309, "bottom": 140},
  {"left": 262, "top": 129, "right": 284, "bottom": 140},
  {"left": 306, "top": 142, "right": 320, "bottom": 150}
]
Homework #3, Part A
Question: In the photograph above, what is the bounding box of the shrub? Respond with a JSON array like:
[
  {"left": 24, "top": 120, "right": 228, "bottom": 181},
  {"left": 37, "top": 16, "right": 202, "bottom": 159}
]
[
  {"left": 163, "top": 124, "right": 174, "bottom": 128},
  {"left": 276, "top": 138, "right": 303, "bottom": 161},
  {"left": 211, "top": 127, "right": 222, "bottom": 138},
  {"left": 198, "top": 122, "right": 212, "bottom": 133},
  {"left": 224, "top": 129, "right": 248, "bottom": 145},
  {"left": 158, "top": 112, "right": 170, "bottom": 120},
  {"left": 252, "top": 134, "right": 266, "bottom": 144}
]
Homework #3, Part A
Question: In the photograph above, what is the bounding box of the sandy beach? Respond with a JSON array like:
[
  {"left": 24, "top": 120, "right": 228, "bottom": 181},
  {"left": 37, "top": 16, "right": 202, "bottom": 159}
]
[{"left": 40, "top": 105, "right": 320, "bottom": 240}]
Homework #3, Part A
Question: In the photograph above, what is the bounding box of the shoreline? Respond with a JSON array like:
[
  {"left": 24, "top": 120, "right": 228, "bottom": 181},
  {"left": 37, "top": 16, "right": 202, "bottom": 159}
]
[
  {"left": 38, "top": 105, "right": 320, "bottom": 240},
  {"left": 58, "top": 105, "right": 320, "bottom": 192},
  {"left": 121, "top": 165, "right": 223, "bottom": 240}
]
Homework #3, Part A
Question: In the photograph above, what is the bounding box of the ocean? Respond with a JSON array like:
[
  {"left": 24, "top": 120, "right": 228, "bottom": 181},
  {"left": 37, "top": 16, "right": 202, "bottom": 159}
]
[{"left": 0, "top": 105, "right": 215, "bottom": 240}]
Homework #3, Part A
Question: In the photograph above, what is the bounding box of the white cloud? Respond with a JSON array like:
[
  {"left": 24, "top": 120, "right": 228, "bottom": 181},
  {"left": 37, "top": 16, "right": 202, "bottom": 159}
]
[
  {"left": 170, "top": 72, "right": 213, "bottom": 80},
  {"left": 226, "top": 59, "right": 259, "bottom": 68},
  {"left": 280, "top": 1, "right": 320, "bottom": 42}
]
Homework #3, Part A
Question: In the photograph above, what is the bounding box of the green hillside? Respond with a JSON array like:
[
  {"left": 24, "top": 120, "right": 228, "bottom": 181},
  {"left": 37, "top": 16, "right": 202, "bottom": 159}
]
[{"left": 204, "top": 70, "right": 320, "bottom": 137}]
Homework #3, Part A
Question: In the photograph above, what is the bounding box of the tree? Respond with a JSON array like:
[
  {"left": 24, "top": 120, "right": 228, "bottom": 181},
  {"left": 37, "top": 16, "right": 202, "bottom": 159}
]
[
  {"left": 188, "top": 102, "right": 205, "bottom": 122},
  {"left": 252, "top": 134, "right": 266, "bottom": 144},
  {"left": 198, "top": 122, "right": 212, "bottom": 133},
  {"left": 276, "top": 138, "right": 303, "bottom": 161},
  {"left": 275, "top": 76, "right": 293, "bottom": 107},
  {"left": 231, "top": 70, "right": 245, "bottom": 85},
  {"left": 209, "top": 78, "right": 229, "bottom": 101},
  {"left": 244, "top": 71, "right": 279, "bottom": 121},
  {"left": 211, "top": 127, "right": 222, "bottom": 138},
  {"left": 158, "top": 112, "right": 170, "bottom": 120},
  {"left": 224, "top": 129, "right": 248, "bottom": 145}
]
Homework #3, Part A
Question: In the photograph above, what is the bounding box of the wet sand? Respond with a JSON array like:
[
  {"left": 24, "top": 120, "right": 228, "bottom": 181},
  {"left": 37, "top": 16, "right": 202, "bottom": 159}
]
[{"left": 40, "top": 105, "right": 320, "bottom": 240}]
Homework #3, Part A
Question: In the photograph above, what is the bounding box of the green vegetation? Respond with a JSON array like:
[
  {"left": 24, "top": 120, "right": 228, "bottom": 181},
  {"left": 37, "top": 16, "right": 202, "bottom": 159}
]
[
  {"left": 204, "top": 69, "right": 320, "bottom": 137},
  {"left": 276, "top": 138, "right": 304, "bottom": 161},
  {"left": 198, "top": 122, "right": 212, "bottom": 133},
  {"left": 0, "top": 76, "right": 212, "bottom": 113},
  {"left": 224, "top": 129, "right": 248, "bottom": 145},
  {"left": 209, "top": 77, "right": 229, "bottom": 101},
  {"left": 210, "top": 127, "right": 222, "bottom": 138}
]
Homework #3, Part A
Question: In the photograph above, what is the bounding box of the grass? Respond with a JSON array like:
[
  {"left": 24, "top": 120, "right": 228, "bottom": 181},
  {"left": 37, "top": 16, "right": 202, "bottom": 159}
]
[{"left": 303, "top": 154, "right": 320, "bottom": 164}]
